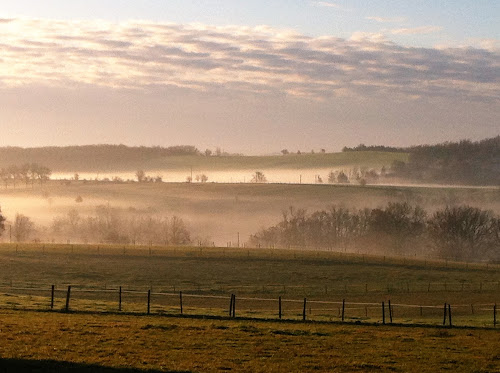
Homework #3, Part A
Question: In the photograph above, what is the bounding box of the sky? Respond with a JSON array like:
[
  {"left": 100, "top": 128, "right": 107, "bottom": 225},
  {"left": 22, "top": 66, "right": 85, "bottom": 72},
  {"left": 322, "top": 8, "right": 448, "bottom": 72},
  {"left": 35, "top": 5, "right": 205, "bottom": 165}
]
[{"left": 0, "top": 1, "right": 498, "bottom": 154}]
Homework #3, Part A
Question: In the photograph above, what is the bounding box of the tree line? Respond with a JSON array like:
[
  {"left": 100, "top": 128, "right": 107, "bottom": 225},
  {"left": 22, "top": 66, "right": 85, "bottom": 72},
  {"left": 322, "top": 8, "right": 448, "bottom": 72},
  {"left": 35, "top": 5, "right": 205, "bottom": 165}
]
[
  {"left": 344, "top": 136, "right": 500, "bottom": 185},
  {"left": 0, "top": 205, "right": 191, "bottom": 246},
  {"left": 0, "top": 163, "right": 51, "bottom": 188},
  {"left": 249, "top": 203, "right": 500, "bottom": 262}
]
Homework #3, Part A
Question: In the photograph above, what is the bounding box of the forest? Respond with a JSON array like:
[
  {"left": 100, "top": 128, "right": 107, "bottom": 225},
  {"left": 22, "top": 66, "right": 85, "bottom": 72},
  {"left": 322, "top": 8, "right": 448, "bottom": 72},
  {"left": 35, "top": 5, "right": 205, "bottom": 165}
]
[
  {"left": 346, "top": 136, "right": 500, "bottom": 185},
  {"left": 249, "top": 203, "right": 500, "bottom": 262}
]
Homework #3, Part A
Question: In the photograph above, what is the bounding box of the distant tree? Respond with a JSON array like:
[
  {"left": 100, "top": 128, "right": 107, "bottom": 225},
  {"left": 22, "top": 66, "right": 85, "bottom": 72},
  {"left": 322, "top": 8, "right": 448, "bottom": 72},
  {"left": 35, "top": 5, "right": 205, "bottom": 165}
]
[
  {"left": 136, "top": 170, "right": 145, "bottom": 183},
  {"left": 186, "top": 176, "right": 192, "bottom": 183},
  {"left": 205, "top": 149, "right": 212, "bottom": 157},
  {"left": 154, "top": 175, "right": 163, "bottom": 183},
  {"left": 337, "top": 171, "right": 349, "bottom": 184},
  {"left": 73, "top": 173, "right": 79, "bottom": 181},
  {"left": 13, "top": 214, "right": 35, "bottom": 242},
  {"left": 321, "top": 149, "right": 326, "bottom": 153},
  {"left": 317, "top": 175, "right": 323, "bottom": 184},
  {"left": 368, "top": 202, "right": 427, "bottom": 255},
  {"left": 297, "top": 150, "right": 301, "bottom": 155},
  {"left": 37, "top": 166, "right": 51, "bottom": 185},
  {"left": 251, "top": 171, "right": 267, "bottom": 183},
  {"left": 215, "top": 147, "right": 222, "bottom": 157},
  {"left": 281, "top": 149, "right": 289, "bottom": 155},
  {"left": 428, "top": 206, "right": 495, "bottom": 261},
  {"left": 327, "top": 171, "right": 335, "bottom": 184},
  {"left": 170, "top": 216, "right": 191, "bottom": 245},
  {"left": 0, "top": 207, "right": 5, "bottom": 236},
  {"left": 199, "top": 174, "right": 208, "bottom": 183}
]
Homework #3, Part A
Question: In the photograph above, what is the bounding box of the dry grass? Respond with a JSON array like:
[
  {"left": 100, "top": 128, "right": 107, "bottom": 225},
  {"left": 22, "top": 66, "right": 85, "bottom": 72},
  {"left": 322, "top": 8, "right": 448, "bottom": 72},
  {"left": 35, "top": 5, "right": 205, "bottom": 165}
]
[{"left": 0, "top": 310, "right": 499, "bottom": 372}]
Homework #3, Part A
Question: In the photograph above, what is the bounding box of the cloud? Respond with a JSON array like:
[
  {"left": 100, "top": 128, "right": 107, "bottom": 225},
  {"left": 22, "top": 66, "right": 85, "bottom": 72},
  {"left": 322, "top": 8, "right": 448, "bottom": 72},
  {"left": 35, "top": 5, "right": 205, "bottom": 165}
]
[
  {"left": 312, "top": 1, "right": 344, "bottom": 9},
  {"left": 390, "top": 26, "right": 443, "bottom": 35},
  {"left": 0, "top": 18, "right": 497, "bottom": 103},
  {"left": 366, "top": 16, "right": 407, "bottom": 23}
]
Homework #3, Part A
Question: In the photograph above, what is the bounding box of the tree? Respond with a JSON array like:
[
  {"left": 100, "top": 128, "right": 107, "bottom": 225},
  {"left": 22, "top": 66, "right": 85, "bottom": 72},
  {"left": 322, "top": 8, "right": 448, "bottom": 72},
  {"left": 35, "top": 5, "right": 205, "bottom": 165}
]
[
  {"left": 327, "top": 171, "right": 335, "bottom": 184},
  {"left": 368, "top": 202, "right": 427, "bottom": 255},
  {"left": 136, "top": 170, "right": 145, "bottom": 183},
  {"left": 337, "top": 171, "right": 349, "bottom": 184},
  {"left": 251, "top": 171, "right": 267, "bottom": 183},
  {"left": 199, "top": 174, "right": 208, "bottom": 183},
  {"left": 0, "top": 207, "right": 5, "bottom": 236},
  {"left": 281, "top": 149, "right": 289, "bottom": 155},
  {"left": 428, "top": 206, "right": 495, "bottom": 261},
  {"left": 13, "top": 214, "right": 35, "bottom": 242},
  {"left": 205, "top": 149, "right": 212, "bottom": 157}
]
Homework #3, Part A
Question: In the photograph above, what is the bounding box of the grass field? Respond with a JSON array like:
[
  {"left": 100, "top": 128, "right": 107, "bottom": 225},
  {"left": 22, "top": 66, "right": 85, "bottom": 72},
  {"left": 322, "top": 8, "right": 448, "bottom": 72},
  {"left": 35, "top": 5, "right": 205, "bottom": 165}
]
[
  {"left": 0, "top": 244, "right": 499, "bottom": 371},
  {"left": 1, "top": 244, "right": 499, "bottom": 326},
  {"left": 1, "top": 309, "right": 500, "bottom": 372}
]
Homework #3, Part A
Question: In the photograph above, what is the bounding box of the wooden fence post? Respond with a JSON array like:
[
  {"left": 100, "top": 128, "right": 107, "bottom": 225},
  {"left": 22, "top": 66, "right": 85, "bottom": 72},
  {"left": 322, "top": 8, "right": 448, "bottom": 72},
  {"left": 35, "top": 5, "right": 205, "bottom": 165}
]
[
  {"left": 229, "top": 294, "right": 233, "bottom": 317},
  {"left": 50, "top": 285, "right": 55, "bottom": 310},
  {"left": 388, "top": 300, "right": 393, "bottom": 323},
  {"left": 279, "top": 296, "right": 282, "bottom": 320},
  {"left": 232, "top": 295, "right": 236, "bottom": 318},
  {"left": 65, "top": 285, "right": 71, "bottom": 312},
  {"left": 342, "top": 299, "right": 345, "bottom": 322},
  {"left": 147, "top": 290, "right": 151, "bottom": 315},
  {"left": 180, "top": 291, "right": 183, "bottom": 315},
  {"left": 382, "top": 302, "right": 385, "bottom": 325},
  {"left": 119, "top": 286, "right": 122, "bottom": 312},
  {"left": 494, "top": 304, "right": 497, "bottom": 328},
  {"left": 303, "top": 298, "right": 307, "bottom": 321},
  {"left": 443, "top": 303, "right": 447, "bottom": 326},
  {"left": 448, "top": 304, "right": 452, "bottom": 327}
]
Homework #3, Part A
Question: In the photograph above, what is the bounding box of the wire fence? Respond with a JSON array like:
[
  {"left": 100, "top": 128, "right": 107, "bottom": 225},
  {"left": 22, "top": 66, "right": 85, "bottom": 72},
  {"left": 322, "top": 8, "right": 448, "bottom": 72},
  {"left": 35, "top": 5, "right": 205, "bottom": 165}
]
[{"left": 1, "top": 284, "right": 497, "bottom": 329}]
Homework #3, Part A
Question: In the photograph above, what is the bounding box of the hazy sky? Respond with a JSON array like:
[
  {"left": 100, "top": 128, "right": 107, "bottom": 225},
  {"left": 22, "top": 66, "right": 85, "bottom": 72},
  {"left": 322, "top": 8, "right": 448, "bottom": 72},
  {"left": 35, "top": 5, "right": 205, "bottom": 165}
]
[{"left": 0, "top": 1, "right": 498, "bottom": 153}]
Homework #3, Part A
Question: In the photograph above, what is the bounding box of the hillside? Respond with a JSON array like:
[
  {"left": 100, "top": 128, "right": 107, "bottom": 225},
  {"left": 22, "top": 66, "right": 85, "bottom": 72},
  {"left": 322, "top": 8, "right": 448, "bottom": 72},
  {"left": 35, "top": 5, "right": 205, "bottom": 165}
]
[{"left": 0, "top": 145, "right": 407, "bottom": 173}]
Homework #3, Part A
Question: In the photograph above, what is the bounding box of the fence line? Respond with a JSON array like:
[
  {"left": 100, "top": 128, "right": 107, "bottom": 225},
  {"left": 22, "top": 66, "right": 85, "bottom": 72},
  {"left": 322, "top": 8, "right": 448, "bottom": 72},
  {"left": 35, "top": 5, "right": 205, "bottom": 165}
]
[{"left": 0, "top": 284, "right": 498, "bottom": 328}]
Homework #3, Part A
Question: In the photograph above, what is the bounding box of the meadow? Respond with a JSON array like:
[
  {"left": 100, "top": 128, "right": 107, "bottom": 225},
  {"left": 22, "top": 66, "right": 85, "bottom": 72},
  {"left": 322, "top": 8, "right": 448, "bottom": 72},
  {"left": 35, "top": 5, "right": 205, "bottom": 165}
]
[
  {"left": 0, "top": 245, "right": 499, "bottom": 372},
  {"left": 1, "top": 244, "right": 499, "bottom": 326}
]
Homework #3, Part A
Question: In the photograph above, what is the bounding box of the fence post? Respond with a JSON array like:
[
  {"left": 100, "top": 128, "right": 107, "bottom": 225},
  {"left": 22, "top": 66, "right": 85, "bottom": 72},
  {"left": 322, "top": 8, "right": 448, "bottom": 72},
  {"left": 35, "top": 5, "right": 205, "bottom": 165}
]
[
  {"left": 303, "top": 298, "right": 307, "bottom": 321},
  {"left": 279, "top": 296, "right": 282, "bottom": 320},
  {"left": 229, "top": 294, "right": 233, "bottom": 317},
  {"left": 119, "top": 286, "right": 122, "bottom": 311},
  {"left": 180, "top": 291, "right": 183, "bottom": 315},
  {"left": 443, "top": 303, "right": 447, "bottom": 326},
  {"left": 448, "top": 304, "right": 452, "bottom": 327},
  {"left": 232, "top": 295, "right": 236, "bottom": 318},
  {"left": 494, "top": 304, "right": 497, "bottom": 328},
  {"left": 388, "top": 300, "right": 393, "bottom": 323},
  {"left": 65, "top": 285, "right": 71, "bottom": 312},
  {"left": 342, "top": 299, "right": 345, "bottom": 322},
  {"left": 147, "top": 290, "right": 151, "bottom": 315},
  {"left": 50, "top": 285, "right": 55, "bottom": 310},
  {"left": 382, "top": 302, "right": 385, "bottom": 325}
]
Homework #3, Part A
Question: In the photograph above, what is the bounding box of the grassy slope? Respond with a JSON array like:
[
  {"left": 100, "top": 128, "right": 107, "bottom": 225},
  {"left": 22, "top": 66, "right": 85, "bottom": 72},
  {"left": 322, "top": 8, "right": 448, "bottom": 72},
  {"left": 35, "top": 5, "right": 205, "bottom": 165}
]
[
  {"left": 142, "top": 151, "right": 409, "bottom": 172},
  {"left": 0, "top": 310, "right": 499, "bottom": 372},
  {"left": 0, "top": 151, "right": 407, "bottom": 172}
]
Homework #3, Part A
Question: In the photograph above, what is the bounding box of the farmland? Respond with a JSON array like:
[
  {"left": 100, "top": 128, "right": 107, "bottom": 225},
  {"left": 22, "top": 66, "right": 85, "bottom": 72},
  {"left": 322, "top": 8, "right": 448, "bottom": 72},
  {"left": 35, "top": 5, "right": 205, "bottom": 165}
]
[{"left": 0, "top": 245, "right": 500, "bottom": 372}]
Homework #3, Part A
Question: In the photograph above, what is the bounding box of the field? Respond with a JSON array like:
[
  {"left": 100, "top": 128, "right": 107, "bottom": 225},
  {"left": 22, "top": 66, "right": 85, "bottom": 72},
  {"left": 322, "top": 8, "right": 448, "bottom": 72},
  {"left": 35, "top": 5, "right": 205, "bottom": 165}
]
[
  {"left": 1, "top": 180, "right": 499, "bottom": 247},
  {"left": 1, "top": 310, "right": 500, "bottom": 372},
  {"left": 0, "top": 244, "right": 500, "bottom": 372}
]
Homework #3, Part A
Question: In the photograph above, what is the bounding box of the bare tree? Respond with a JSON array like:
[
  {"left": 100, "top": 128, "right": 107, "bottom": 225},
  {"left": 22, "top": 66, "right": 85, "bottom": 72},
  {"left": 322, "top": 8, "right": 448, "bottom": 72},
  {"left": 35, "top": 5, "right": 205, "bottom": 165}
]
[
  {"left": 13, "top": 214, "right": 35, "bottom": 242},
  {"left": 136, "top": 170, "right": 145, "bottom": 183},
  {"left": 251, "top": 171, "right": 267, "bottom": 183}
]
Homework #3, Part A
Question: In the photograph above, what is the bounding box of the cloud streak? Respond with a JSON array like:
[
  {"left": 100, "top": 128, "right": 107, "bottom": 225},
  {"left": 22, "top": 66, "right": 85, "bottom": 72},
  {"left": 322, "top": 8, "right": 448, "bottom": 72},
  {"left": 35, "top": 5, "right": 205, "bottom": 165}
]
[{"left": 0, "top": 18, "right": 498, "bottom": 102}]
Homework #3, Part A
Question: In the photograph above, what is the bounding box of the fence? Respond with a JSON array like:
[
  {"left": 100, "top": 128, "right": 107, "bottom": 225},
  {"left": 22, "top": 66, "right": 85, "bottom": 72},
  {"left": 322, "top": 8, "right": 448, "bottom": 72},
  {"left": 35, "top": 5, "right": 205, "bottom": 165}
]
[{"left": 0, "top": 284, "right": 498, "bottom": 329}]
